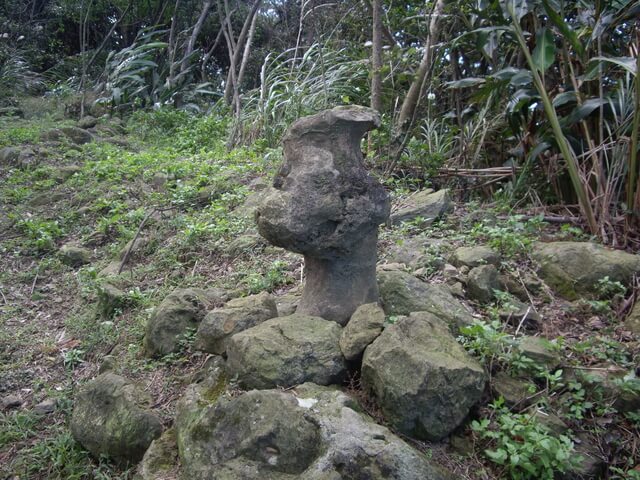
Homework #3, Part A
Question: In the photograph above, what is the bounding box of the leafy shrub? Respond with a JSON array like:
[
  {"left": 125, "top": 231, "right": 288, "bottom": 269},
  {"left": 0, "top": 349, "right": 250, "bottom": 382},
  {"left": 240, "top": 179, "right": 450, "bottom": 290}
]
[{"left": 472, "top": 399, "right": 579, "bottom": 479}]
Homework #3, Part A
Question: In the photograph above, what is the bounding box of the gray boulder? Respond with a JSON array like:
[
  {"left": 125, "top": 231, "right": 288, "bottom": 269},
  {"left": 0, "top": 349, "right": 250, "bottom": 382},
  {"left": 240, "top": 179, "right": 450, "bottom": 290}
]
[
  {"left": 145, "top": 288, "right": 223, "bottom": 357},
  {"left": 362, "top": 312, "right": 486, "bottom": 441},
  {"left": 226, "top": 314, "right": 346, "bottom": 389},
  {"left": 137, "top": 428, "right": 179, "bottom": 480},
  {"left": 78, "top": 115, "right": 98, "bottom": 129},
  {"left": 194, "top": 292, "right": 278, "bottom": 354},
  {"left": 0, "top": 146, "right": 20, "bottom": 166},
  {"left": 532, "top": 241, "right": 640, "bottom": 299},
  {"left": 389, "top": 189, "right": 453, "bottom": 226},
  {"left": 70, "top": 373, "right": 162, "bottom": 464},
  {"left": 467, "top": 264, "right": 500, "bottom": 303},
  {"left": 339, "top": 303, "right": 385, "bottom": 360},
  {"left": 256, "top": 106, "right": 390, "bottom": 324},
  {"left": 59, "top": 244, "right": 92, "bottom": 267},
  {"left": 61, "top": 126, "right": 95, "bottom": 144},
  {"left": 377, "top": 269, "right": 474, "bottom": 329},
  {"left": 450, "top": 245, "right": 501, "bottom": 268},
  {"left": 175, "top": 382, "right": 452, "bottom": 480}
]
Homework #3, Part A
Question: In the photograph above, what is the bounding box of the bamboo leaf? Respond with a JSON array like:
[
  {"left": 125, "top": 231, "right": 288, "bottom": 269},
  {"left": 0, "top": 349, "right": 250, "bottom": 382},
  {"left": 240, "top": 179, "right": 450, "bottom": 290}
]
[
  {"left": 590, "top": 56, "right": 637, "bottom": 76},
  {"left": 541, "top": 0, "right": 584, "bottom": 56},
  {"left": 532, "top": 28, "right": 556, "bottom": 73},
  {"left": 446, "top": 78, "right": 486, "bottom": 88}
]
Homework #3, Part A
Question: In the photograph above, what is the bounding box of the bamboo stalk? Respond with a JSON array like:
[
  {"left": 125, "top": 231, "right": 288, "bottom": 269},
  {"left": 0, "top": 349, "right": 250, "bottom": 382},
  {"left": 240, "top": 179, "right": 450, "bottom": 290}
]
[{"left": 508, "top": 6, "right": 598, "bottom": 235}]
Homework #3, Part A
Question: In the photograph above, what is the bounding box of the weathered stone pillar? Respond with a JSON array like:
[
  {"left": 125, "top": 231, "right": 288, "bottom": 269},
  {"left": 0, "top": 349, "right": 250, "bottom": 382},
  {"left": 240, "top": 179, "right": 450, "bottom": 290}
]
[{"left": 256, "top": 106, "right": 390, "bottom": 325}]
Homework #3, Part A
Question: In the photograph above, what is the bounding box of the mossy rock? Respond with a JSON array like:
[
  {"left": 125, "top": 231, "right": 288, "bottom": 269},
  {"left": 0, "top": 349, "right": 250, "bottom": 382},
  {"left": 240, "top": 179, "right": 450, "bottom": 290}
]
[{"left": 70, "top": 373, "right": 163, "bottom": 464}]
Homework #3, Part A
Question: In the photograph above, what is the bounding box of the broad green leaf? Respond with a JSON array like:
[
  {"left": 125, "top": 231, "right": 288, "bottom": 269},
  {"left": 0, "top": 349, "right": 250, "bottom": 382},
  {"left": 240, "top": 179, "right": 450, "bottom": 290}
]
[
  {"left": 552, "top": 91, "right": 578, "bottom": 108},
  {"left": 590, "top": 56, "right": 637, "bottom": 76},
  {"left": 528, "top": 141, "right": 551, "bottom": 161},
  {"left": 564, "top": 98, "right": 608, "bottom": 125},
  {"left": 507, "top": 88, "right": 539, "bottom": 112},
  {"left": 532, "top": 28, "right": 556, "bottom": 72},
  {"left": 509, "top": 70, "right": 533, "bottom": 87},
  {"left": 491, "top": 67, "right": 522, "bottom": 81},
  {"left": 541, "top": 0, "right": 584, "bottom": 56},
  {"left": 500, "top": 0, "right": 535, "bottom": 21},
  {"left": 446, "top": 78, "right": 486, "bottom": 88}
]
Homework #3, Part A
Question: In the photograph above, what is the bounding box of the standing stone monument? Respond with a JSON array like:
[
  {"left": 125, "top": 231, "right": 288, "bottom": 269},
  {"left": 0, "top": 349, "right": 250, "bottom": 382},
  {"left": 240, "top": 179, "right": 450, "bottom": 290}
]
[{"left": 256, "top": 106, "right": 390, "bottom": 325}]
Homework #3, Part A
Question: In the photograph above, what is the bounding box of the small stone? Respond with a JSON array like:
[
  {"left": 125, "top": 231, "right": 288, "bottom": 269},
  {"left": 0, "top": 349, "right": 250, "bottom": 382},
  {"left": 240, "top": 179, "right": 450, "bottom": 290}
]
[
  {"left": 150, "top": 172, "right": 168, "bottom": 191},
  {"left": 339, "top": 303, "right": 385, "bottom": 360},
  {"left": 99, "top": 355, "right": 116, "bottom": 374},
  {"left": 194, "top": 292, "right": 278, "bottom": 355},
  {"left": 450, "top": 246, "right": 501, "bottom": 268},
  {"left": 448, "top": 282, "right": 465, "bottom": 298},
  {"left": 276, "top": 289, "right": 300, "bottom": 316},
  {"left": 33, "top": 398, "right": 56, "bottom": 415},
  {"left": 77, "top": 115, "right": 98, "bottom": 129},
  {"left": 97, "top": 282, "right": 127, "bottom": 317},
  {"left": 442, "top": 263, "right": 458, "bottom": 278},
  {"left": 2, "top": 394, "right": 22, "bottom": 410},
  {"left": 0, "top": 146, "right": 20, "bottom": 166},
  {"left": 518, "top": 336, "right": 560, "bottom": 370},
  {"left": 499, "top": 299, "right": 541, "bottom": 326},
  {"left": 59, "top": 244, "right": 92, "bottom": 267},
  {"left": 145, "top": 288, "right": 225, "bottom": 357},
  {"left": 492, "top": 371, "right": 535, "bottom": 407},
  {"left": 467, "top": 264, "right": 500, "bottom": 303},
  {"left": 530, "top": 409, "right": 568, "bottom": 435},
  {"left": 61, "top": 126, "right": 94, "bottom": 144},
  {"left": 54, "top": 165, "right": 82, "bottom": 183}
]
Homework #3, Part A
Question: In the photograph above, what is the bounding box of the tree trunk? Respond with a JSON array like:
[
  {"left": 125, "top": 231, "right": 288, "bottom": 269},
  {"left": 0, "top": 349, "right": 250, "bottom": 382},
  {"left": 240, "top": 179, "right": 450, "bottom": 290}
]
[
  {"left": 222, "top": 0, "right": 263, "bottom": 104},
  {"left": 390, "top": 0, "right": 445, "bottom": 163},
  {"left": 166, "top": 0, "right": 181, "bottom": 90},
  {"left": 181, "top": 0, "right": 212, "bottom": 73}
]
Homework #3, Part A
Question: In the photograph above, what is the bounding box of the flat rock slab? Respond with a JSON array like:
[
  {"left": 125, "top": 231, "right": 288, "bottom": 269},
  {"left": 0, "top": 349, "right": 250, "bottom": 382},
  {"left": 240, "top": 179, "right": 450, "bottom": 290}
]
[
  {"left": 70, "top": 373, "right": 162, "bottom": 464},
  {"left": 226, "top": 314, "right": 346, "bottom": 389},
  {"left": 532, "top": 241, "right": 640, "bottom": 299},
  {"left": 450, "top": 245, "right": 501, "bottom": 268},
  {"left": 390, "top": 189, "right": 452, "bottom": 226},
  {"left": 377, "top": 269, "right": 474, "bottom": 329},
  {"left": 175, "top": 382, "right": 452, "bottom": 480},
  {"left": 362, "top": 312, "right": 486, "bottom": 441}
]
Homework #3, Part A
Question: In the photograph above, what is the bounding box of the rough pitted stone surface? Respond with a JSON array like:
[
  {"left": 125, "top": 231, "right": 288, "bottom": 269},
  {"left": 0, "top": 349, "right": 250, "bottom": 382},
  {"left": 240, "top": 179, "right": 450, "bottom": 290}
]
[
  {"left": 61, "top": 126, "right": 94, "bottom": 144},
  {"left": 532, "top": 241, "right": 640, "bottom": 299},
  {"left": 0, "top": 146, "right": 20, "bottom": 166},
  {"left": 377, "top": 269, "right": 474, "bottom": 329},
  {"left": 467, "top": 264, "right": 500, "bottom": 303},
  {"left": 256, "top": 106, "right": 390, "bottom": 324},
  {"left": 78, "top": 115, "right": 98, "bottom": 129},
  {"left": 362, "top": 312, "right": 486, "bottom": 441},
  {"left": 175, "top": 383, "right": 452, "bottom": 480},
  {"left": 194, "top": 292, "right": 278, "bottom": 354},
  {"left": 625, "top": 302, "right": 640, "bottom": 336},
  {"left": 517, "top": 336, "right": 560, "bottom": 369},
  {"left": 389, "top": 189, "right": 453, "bottom": 226},
  {"left": 145, "top": 288, "right": 223, "bottom": 357},
  {"left": 137, "top": 428, "right": 179, "bottom": 480},
  {"left": 226, "top": 313, "right": 346, "bottom": 389},
  {"left": 450, "top": 245, "right": 501, "bottom": 268},
  {"left": 58, "top": 244, "right": 91, "bottom": 267},
  {"left": 70, "top": 373, "right": 162, "bottom": 464},
  {"left": 339, "top": 303, "right": 385, "bottom": 360}
]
